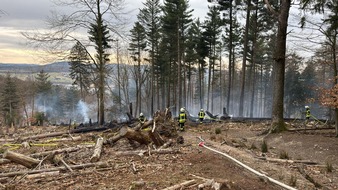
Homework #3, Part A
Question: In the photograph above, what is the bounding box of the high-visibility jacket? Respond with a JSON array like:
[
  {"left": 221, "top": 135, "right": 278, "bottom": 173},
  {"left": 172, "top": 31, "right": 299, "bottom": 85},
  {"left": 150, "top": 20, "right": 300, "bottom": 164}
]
[
  {"left": 199, "top": 111, "right": 205, "bottom": 119},
  {"left": 306, "top": 109, "right": 311, "bottom": 118},
  {"left": 179, "top": 112, "right": 186, "bottom": 123},
  {"left": 139, "top": 115, "right": 146, "bottom": 124}
]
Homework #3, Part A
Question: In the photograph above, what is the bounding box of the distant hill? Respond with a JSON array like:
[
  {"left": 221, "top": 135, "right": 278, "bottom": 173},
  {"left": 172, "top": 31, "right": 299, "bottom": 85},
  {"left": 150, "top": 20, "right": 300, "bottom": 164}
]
[{"left": 0, "top": 62, "right": 70, "bottom": 73}]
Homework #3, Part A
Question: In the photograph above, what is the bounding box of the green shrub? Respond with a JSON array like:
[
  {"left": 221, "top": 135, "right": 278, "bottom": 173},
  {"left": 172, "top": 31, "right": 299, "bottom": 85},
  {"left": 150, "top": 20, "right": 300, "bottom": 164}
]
[
  {"left": 261, "top": 140, "right": 268, "bottom": 153},
  {"left": 215, "top": 128, "right": 221, "bottom": 134},
  {"left": 279, "top": 150, "right": 289, "bottom": 159},
  {"left": 326, "top": 162, "right": 333, "bottom": 173}
]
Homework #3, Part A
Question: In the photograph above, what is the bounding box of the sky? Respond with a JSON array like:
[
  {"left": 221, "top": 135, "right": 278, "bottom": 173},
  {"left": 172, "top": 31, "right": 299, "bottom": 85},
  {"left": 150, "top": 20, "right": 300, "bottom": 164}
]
[
  {"left": 0, "top": 0, "right": 324, "bottom": 65},
  {"left": 0, "top": 0, "right": 209, "bottom": 64}
]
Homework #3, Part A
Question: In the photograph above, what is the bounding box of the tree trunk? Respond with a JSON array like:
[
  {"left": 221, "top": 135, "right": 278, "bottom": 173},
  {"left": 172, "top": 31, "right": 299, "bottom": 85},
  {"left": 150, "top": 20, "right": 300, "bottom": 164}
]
[
  {"left": 270, "top": 0, "right": 290, "bottom": 132},
  {"left": 239, "top": 0, "right": 251, "bottom": 117}
]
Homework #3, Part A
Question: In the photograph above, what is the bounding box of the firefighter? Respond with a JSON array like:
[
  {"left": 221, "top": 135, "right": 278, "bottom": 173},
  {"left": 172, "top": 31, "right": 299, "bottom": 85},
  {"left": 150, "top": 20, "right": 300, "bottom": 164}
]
[
  {"left": 305, "top": 106, "right": 311, "bottom": 121},
  {"left": 178, "top": 107, "right": 187, "bottom": 131},
  {"left": 198, "top": 109, "right": 205, "bottom": 123},
  {"left": 139, "top": 113, "right": 146, "bottom": 124}
]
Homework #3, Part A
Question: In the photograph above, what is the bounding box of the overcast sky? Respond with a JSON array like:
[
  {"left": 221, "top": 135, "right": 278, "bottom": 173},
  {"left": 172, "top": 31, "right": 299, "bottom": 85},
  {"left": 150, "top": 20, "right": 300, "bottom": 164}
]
[
  {"left": 0, "top": 0, "right": 208, "bottom": 64},
  {"left": 0, "top": 0, "right": 323, "bottom": 64}
]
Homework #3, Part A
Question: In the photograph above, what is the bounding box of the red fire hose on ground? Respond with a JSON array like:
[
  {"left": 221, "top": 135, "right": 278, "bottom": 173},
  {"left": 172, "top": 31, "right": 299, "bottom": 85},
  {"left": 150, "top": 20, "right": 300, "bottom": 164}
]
[{"left": 197, "top": 140, "right": 298, "bottom": 190}]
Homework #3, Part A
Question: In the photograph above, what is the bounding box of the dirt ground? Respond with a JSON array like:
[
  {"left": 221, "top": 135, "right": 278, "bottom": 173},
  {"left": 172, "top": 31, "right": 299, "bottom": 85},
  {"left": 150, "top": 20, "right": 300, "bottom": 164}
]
[{"left": 0, "top": 120, "right": 337, "bottom": 190}]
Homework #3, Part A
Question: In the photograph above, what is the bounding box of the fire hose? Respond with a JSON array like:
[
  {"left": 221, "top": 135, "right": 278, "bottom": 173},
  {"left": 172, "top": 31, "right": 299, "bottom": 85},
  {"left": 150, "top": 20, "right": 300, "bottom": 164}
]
[{"left": 197, "top": 139, "right": 297, "bottom": 190}]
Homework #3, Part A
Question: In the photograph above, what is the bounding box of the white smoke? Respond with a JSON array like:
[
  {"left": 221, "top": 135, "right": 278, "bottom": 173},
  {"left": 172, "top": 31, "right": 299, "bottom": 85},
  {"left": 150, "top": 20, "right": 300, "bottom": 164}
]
[{"left": 77, "top": 100, "right": 89, "bottom": 123}]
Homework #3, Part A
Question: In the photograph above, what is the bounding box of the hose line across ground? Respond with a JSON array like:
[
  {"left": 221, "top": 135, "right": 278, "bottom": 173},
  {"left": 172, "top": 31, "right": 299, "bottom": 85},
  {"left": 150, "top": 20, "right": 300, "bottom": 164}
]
[{"left": 197, "top": 140, "right": 297, "bottom": 190}]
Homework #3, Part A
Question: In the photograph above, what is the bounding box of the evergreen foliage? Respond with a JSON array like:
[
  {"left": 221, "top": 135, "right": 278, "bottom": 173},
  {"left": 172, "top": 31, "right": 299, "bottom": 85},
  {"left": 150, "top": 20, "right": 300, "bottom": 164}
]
[{"left": 0, "top": 73, "right": 20, "bottom": 126}]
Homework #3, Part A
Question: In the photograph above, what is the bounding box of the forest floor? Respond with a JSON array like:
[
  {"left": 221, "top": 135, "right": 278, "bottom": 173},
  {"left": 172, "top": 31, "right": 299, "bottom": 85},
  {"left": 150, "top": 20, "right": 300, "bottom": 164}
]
[{"left": 0, "top": 120, "right": 337, "bottom": 190}]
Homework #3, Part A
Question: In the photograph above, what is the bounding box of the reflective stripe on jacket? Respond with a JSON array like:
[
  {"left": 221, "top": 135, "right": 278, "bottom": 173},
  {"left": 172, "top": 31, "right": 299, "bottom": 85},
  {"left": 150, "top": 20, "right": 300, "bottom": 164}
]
[
  {"left": 199, "top": 111, "right": 205, "bottom": 119},
  {"left": 306, "top": 110, "right": 311, "bottom": 118}
]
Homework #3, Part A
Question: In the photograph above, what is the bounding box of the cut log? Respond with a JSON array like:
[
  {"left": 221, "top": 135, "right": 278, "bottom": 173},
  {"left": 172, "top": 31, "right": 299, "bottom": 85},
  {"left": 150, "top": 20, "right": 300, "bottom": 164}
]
[
  {"left": 90, "top": 137, "right": 104, "bottom": 162},
  {"left": 0, "top": 145, "right": 93, "bottom": 166},
  {"left": 0, "top": 161, "right": 110, "bottom": 178},
  {"left": 3, "top": 150, "right": 41, "bottom": 168},
  {"left": 162, "top": 179, "right": 196, "bottom": 190},
  {"left": 120, "top": 126, "right": 151, "bottom": 145}
]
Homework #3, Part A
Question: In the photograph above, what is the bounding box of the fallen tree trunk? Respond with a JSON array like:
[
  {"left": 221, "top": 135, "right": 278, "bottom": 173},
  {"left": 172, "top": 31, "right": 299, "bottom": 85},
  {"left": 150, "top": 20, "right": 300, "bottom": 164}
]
[
  {"left": 0, "top": 161, "right": 110, "bottom": 178},
  {"left": 115, "top": 148, "right": 180, "bottom": 157},
  {"left": 17, "top": 127, "right": 110, "bottom": 142},
  {"left": 18, "top": 131, "right": 66, "bottom": 141},
  {"left": 297, "top": 165, "right": 322, "bottom": 188},
  {"left": 31, "top": 145, "right": 94, "bottom": 158},
  {"left": 120, "top": 126, "right": 151, "bottom": 145},
  {"left": 3, "top": 150, "right": 41, "bottom": 168},
  {"left": 90, "top": 137, "right": 104, "bottom": 162}
]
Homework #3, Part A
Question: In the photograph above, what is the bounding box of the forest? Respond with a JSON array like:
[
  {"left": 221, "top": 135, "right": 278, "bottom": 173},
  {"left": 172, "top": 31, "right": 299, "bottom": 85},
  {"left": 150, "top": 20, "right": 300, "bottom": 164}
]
[{"left": 1, "top": 0, "right": 338, "bottom": 135}]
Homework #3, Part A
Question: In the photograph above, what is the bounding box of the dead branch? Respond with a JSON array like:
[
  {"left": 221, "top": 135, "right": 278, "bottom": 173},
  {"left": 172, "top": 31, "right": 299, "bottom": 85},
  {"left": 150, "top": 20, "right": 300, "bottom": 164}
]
[
  {"left": 190, "top": 174, "right": 224, "bottom": 190},
  {"left": 0, "top": 161, "right": 110, "bottom": 178},
  {"left": 53, "top": 154, "right": 73, "bottom": 172},
  {"left": 161, "top": 179, "right": 196, "bottom": 190}
]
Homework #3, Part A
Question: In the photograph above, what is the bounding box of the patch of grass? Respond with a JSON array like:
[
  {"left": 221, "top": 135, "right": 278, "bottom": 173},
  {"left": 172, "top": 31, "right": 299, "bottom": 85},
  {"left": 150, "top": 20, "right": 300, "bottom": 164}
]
[
  {"left": 326, "top": 162, "right": 333, "bottom": 173},
  {"left": 279, "top": 150, "right": 289, "bottom": 160},
  {"left": 261, "top": 140, "right": 268, "bottom": 153},
  {"left": 215, "top": 128, "right": 221, "bottom": 134},
  {"left": 289, "top": 174, "right": 297, "bottom": 187}
]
